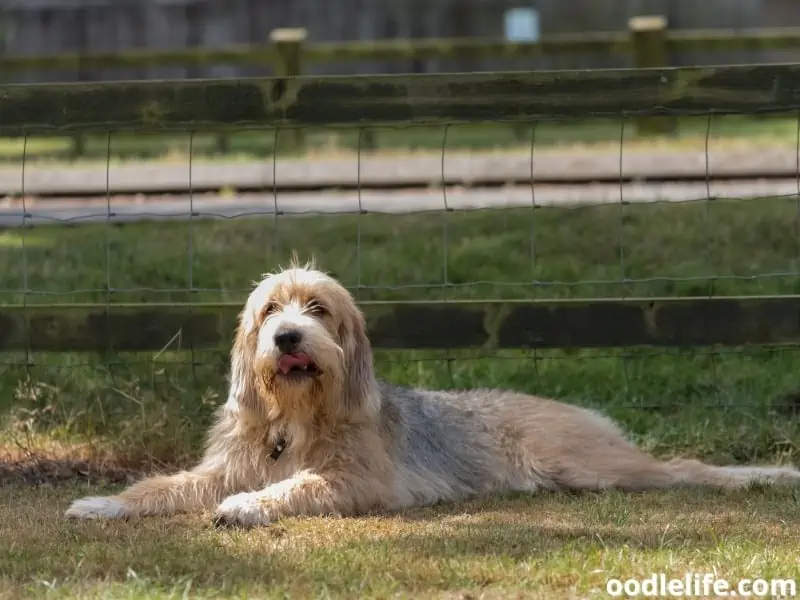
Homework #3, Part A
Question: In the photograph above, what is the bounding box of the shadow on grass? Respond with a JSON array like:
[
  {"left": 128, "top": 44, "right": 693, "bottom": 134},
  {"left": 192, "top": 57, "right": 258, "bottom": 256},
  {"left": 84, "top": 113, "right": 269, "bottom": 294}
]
[
  {"left": 5, "top": 485, "right": 796, "bottom": 597},
  {"left": 0, "top": 456, "right": 137, "bottom": 486}
]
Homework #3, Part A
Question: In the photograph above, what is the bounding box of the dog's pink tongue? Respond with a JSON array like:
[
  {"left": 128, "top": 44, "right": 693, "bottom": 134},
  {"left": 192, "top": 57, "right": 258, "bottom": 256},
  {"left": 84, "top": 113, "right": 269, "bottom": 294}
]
[{"left": 278, "top": 353, "right": 311, "bottom": 374}]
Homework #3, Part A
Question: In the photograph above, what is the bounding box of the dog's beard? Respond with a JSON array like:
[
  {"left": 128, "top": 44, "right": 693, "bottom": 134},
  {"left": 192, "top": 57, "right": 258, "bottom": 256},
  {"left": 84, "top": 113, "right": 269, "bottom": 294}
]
[{"left": 255, "top": 357, "right": 329, "bottom": 419}]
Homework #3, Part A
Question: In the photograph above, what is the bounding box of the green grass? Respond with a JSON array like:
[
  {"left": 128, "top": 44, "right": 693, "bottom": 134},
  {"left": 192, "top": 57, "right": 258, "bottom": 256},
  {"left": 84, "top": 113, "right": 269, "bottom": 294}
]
[
  {"left": 2, "top": 113, "right": 798, "bottom": 164},
  {"left": 1, "top": 484, "right": 799, "bottom": 599},
  {"left": 2, "top": 195, "right": 800, "bottom": 462},
  {"left": 1, "top": 194, "right": 800, "bottom": 598}
]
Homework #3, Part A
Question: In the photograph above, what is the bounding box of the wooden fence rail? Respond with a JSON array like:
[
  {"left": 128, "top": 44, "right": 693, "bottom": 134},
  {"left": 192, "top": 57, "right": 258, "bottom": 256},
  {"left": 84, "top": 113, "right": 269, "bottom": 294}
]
[
  {"left": 5, "top": 17, "right": 800, "bottom": 153},
  {"left": 2, "top": 297, "right": 800, "bottom": 352},
  {"left": 5, "top": 22, "right": 800, "bottom": 77},
  {"left": 2, "top": 63, "right": 799, "bottom": 135},
  {"left": 3, "top": 64, "right": 799, "bottom": 353}
]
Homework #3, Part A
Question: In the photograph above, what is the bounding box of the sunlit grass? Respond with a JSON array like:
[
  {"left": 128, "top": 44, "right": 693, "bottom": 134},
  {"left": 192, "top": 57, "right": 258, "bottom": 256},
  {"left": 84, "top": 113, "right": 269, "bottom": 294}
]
[
  {"left": 1, "top": 190, "right": 800, "bottom": 597},
  {"left": 1, "top": 483, "right": 798, "bottom": 599}
]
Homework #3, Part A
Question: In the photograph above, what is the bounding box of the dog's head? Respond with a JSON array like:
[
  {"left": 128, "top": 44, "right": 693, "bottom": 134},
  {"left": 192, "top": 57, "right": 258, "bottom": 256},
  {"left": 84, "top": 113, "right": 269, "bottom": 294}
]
[{"left": 227, "top": 262, "right": 377, "bottom": 423}]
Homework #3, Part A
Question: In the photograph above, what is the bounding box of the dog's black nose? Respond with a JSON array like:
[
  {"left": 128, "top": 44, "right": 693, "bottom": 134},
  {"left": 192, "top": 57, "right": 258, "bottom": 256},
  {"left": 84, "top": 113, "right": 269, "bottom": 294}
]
[{"left": 274, "top": 329, "right": 302, "bottom": 353}]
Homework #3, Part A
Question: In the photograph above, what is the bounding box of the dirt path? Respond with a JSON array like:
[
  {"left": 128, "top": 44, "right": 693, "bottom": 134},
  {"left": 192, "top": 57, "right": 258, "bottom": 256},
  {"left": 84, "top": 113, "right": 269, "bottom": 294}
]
[
  {"left": 1, "top": 178, "right": 794, "bottom": 227},
  {"left": 1, "top": 143, "right": 797, "bottom": 197}
]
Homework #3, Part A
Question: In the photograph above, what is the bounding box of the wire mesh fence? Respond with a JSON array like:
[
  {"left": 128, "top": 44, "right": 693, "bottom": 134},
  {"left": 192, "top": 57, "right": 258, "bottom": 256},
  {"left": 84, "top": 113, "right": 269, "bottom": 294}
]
[{"left": 2, "top": 64, "right": 800, "bottom": 475}]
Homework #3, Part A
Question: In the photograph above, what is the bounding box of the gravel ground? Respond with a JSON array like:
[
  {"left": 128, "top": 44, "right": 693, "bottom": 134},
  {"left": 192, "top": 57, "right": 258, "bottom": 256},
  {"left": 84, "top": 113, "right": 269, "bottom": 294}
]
[
  {"left": 0, "top": 141, "right": 795, "bottom": 227},
  {"left": 1, "top": 143, "right": 798, "bottom": 197},
  {"left": 0, "top": 178, "right": 795, "bottom": 227}
]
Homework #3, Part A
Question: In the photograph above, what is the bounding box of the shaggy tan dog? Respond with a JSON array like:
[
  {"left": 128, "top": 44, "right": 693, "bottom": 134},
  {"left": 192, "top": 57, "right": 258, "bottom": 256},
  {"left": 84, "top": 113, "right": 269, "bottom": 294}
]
[{"left": 65, "top": 264, "right": 800, "bottom": 527}]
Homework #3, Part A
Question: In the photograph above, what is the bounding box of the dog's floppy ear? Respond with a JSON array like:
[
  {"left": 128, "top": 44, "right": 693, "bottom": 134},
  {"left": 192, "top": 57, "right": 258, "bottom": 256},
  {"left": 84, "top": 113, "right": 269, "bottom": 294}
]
[
  {"left": 339, "top": 306, "right": 377, "bottom": 416},
  {"left": 225, "top": 308, "right": 260, "bottom": 415}
]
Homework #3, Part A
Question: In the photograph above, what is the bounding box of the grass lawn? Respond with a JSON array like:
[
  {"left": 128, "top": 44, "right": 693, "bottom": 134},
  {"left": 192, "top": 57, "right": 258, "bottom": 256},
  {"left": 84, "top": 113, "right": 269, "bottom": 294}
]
[
  {"left": 1, "top": 193, "right": 800, "bottom": 597},
  {"left": 1, "top": 484, "right": 798, "bottom": 599},
  {"left": 1, "top": 113, "right": 798, "bottom": 165}
]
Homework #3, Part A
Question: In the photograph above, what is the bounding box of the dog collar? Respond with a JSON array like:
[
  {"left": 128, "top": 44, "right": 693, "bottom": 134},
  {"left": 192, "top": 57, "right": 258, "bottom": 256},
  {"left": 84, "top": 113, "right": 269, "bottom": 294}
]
[{"left": 270, "top": 438, "right": 287, "bottom": 461}]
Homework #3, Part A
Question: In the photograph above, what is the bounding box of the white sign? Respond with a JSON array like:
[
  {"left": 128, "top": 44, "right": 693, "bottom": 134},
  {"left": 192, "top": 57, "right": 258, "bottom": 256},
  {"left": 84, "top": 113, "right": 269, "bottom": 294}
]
[{"left": 504, "top": 7, "right": 540, "bottom": 42}]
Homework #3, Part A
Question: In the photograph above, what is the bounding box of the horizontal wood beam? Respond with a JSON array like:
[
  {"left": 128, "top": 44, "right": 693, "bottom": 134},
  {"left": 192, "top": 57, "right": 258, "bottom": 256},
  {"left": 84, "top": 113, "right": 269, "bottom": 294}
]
[
  {"left": 0, "top": 36, "right": 627, "bottom": 73},
  {"left": 0, "top": 45, "right": 278, "bottom": 72},
  {"left": 1, "top": 63, "right": 800, "bottom": 135},
  {"left": 4, "top": 28, "right": 800, "bottom": 74},
  {"left": 1, "top": 297, "right": 799, "bottom": 352},
  {"left": 304, "top": 34, "right": 629, "bottom": 63},
  {"left": 667, "top": 27, "right": 800, "bottom": 52}
]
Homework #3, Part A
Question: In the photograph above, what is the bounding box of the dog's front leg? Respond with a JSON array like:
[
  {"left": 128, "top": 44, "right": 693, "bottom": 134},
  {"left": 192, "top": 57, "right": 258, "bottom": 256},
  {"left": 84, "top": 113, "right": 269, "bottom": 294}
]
[
  {"left": 213, "top": 469, "right": 362, "bottom": 528},
  {"left": 65, "top": 466, "right": 227, "bottom": 520}
]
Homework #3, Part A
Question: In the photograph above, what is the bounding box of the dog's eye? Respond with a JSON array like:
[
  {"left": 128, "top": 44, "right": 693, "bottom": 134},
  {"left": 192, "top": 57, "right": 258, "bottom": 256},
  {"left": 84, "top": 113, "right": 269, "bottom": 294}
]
[
  {"left": 306, "top": 302, "right": 328, "bottom": 317},
  {"left": 261, "top": 302, "right": 279, "bottom": 320}
]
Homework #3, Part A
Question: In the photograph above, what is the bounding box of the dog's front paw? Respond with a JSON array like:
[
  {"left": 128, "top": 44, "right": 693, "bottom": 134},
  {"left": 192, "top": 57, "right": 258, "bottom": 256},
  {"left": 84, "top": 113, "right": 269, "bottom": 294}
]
[
  {"left": 213, "top": 492, "right": 273, "bottom": 528},
  {"left": 65, "top": 496, "right": 129, "bottom": 520}
]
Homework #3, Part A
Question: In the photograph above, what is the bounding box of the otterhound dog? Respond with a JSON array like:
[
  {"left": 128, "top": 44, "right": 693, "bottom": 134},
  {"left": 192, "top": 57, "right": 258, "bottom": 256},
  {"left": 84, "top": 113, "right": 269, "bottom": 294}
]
[{"left": 66, "top": 264, "right": 800, "bottom": 527}]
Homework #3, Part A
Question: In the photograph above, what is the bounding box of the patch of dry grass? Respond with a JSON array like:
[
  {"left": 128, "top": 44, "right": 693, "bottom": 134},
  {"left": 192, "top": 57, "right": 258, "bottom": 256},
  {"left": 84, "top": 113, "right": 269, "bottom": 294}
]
[{"left": 1, "top": 483, "right": 798, "bottom": 599}]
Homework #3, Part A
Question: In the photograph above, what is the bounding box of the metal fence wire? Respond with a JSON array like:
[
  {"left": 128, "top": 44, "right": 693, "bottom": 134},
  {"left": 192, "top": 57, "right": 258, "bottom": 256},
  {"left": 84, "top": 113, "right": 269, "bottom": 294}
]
[{"left": 1, "top": 64, "right": 800, "bottom": 471}]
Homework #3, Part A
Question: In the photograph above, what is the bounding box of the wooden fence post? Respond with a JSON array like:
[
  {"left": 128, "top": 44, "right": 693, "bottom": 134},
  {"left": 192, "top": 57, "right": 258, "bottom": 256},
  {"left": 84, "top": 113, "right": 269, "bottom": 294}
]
[
  {"left": 214, "top": 131, "right": 230, "bottom": 155},
  {"left": 70, "top": 134, "right": 87, "bottom": 159},
  {"left": 628, "top": 15, "right": 677, "bottom": 136},
  {"left": 270, "top": 28, "right": 307, "bottom": 154}
]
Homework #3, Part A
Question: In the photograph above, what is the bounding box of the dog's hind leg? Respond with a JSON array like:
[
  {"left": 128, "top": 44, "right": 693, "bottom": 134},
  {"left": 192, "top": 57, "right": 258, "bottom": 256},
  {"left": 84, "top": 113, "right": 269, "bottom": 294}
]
[
  {"left": 510, "top": 400, "right": 800, "bottom": 492},
  {"left": 65, "top": 465, "right": 227, "bottom": 520},
  {"left": 548, "top": 441, "right": 800, "bottom": 492}
]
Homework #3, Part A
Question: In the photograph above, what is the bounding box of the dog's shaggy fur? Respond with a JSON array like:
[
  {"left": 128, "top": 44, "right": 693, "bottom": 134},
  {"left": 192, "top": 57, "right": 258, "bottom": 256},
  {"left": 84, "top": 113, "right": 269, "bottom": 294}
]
[{"left": 66, "top": 264, "right": 800, "bottom": 526}]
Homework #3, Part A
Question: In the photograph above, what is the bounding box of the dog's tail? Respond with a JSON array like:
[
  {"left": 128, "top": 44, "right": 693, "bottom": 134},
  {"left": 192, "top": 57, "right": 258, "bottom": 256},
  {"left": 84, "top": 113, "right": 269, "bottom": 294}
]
[
  {"left": 552, "top": 445, "right": 800, "bottom": 492},
  {"left": 657, "top": 457, "right": 800, "bottom": 490}
]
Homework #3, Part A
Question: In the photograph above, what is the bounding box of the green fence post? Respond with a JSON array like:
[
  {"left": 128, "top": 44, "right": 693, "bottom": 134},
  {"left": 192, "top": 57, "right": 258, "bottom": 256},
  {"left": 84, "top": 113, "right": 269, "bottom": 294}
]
[
  {"left": 215, "top": 132, "right": 231, "bottom": 155},
  {"left": 629, "top": 15, "right": 677, "bottom": 136},
  {"left": 270, "top": 28, "right": 307, "bottom": 154},
  {"left": 70, "top": 134, "right": 87, "bottom": 159}
]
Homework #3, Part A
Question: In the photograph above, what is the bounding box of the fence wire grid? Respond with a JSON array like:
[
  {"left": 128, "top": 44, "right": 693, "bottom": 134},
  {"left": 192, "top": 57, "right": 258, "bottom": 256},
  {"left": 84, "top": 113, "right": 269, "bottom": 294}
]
[
  {"left": 2, "top": 72, "right": 800, "bottom": 470},
  {"left": 7, "top": 116, "right": 800, "bottom": 297}
]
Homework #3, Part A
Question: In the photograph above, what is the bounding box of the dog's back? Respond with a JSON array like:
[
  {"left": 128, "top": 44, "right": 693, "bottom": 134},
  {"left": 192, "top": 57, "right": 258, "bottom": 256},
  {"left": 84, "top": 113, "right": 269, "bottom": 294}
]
[
  {"left": 378, "top": 381, "right": 511, "bottom": 508},
  {"left": 377, "top": 380, "right": 800, "bottom": 508}
]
